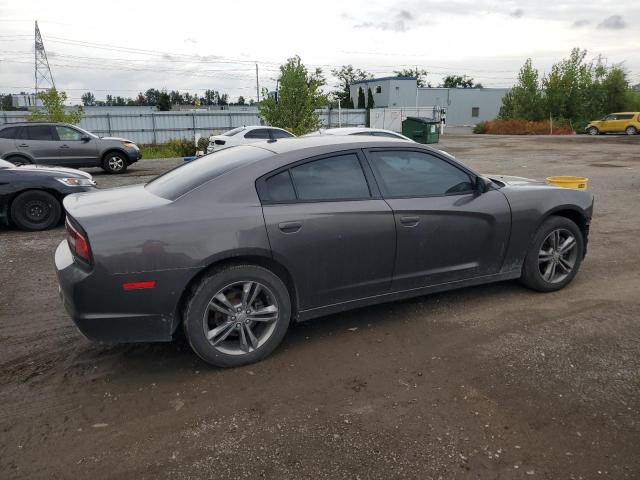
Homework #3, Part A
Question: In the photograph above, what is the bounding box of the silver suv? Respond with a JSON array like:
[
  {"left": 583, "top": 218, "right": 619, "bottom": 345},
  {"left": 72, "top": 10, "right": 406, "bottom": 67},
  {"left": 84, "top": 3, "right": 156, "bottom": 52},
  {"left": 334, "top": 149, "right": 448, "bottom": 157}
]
[{"left": 0, "top": 122, "right": 141, "bottom": 174}]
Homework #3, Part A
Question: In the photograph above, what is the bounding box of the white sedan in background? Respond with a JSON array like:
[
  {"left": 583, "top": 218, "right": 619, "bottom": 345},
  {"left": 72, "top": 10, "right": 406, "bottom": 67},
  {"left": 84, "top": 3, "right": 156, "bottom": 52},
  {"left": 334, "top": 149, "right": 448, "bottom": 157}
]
[
  {"left": 207, "top": 126, "right": 295, "bottom": 153},
  {"left": 303, "top": 127, "right": 413, "bottom": 141}
]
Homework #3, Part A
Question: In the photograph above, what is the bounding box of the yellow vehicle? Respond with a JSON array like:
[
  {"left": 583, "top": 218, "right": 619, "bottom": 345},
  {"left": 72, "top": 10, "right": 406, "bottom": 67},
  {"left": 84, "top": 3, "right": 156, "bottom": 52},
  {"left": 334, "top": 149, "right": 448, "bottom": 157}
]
[{"left": 586, "top": 112, "right": 640, "bottom": 136}]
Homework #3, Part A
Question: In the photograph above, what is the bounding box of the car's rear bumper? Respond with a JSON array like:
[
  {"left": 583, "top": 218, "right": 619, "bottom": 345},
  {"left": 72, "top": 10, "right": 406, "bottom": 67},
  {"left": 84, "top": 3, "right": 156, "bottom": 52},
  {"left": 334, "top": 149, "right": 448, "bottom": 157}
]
[{"left": 54, "top": 240, "right": 184, "bottom": 343}]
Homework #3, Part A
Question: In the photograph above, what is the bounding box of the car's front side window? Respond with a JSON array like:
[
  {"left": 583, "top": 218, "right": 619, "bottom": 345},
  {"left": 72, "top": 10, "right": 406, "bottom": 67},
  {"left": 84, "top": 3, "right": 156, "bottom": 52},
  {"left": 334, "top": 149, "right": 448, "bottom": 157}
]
[
  {"left": 289, "top": 154, "right": 370, "bottom": 201},
  {"left": 367, "top": 150, "right": 474, "bottom": 197},
  {"left": 270, "top": 129, "right": 294, "bottom": 139},
  {"left": 55, "top": 126, "right": 83, "bottom": 141}
]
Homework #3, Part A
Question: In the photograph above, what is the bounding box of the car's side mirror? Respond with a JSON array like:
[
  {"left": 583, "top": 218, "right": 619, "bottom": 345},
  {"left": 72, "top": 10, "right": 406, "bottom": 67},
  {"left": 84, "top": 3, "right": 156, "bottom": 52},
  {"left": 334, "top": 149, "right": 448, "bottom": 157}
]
[
  {"left": 475, "top": 176, "right": 491, "bottom": 194},
  {"left": 81, "top": 135, "right": 91, "bottom": 142}
]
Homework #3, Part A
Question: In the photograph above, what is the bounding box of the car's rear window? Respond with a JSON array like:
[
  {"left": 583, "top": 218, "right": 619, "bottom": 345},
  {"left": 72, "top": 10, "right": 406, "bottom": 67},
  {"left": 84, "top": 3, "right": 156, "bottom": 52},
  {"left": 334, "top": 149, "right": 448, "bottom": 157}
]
[{"left": 145, "top": 145, "right": 273, "bottom": 200}]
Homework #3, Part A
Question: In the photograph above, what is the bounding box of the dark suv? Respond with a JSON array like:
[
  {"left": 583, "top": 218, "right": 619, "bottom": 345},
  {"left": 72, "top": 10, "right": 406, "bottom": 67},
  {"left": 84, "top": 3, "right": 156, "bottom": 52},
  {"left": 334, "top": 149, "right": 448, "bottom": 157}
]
[{"left": 0, "top": 122, "right": 141, "bottom": 174}]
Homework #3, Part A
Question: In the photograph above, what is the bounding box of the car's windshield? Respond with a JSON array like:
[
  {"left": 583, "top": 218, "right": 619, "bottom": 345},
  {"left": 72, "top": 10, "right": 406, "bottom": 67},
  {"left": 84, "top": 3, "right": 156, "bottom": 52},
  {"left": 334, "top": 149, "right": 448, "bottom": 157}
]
[
  {"left": 72, "top": 125, "right": 98, "bottom": 138},
  {"left": 223, "top": 127, "right": 245, "bottom": 137},
  {"left": 0, "top": 159, "right": 15, "bottom": 169},
  {"left": 145, "top": 145, "right": 273, "bottom": 200}
]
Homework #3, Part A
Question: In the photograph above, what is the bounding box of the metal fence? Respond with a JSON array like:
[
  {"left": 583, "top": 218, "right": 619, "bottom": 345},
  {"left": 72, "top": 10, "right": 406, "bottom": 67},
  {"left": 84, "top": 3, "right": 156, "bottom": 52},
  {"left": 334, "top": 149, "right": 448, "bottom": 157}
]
[
  {"left": 0, "top": 108, "right": 368, "bottom": 144},
  {"left": 370, "top": 107, "right": 441, "bottom": 133}
]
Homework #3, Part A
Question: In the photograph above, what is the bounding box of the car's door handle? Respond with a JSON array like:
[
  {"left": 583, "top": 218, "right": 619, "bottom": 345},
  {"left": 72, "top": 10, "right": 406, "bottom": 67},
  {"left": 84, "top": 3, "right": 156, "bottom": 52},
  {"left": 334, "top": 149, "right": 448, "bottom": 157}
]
[
  {"left": 399, "top": 216, "right": 420, "bottom": 227},
  {"left": 60, "top": 144, "right": 70, "bottom": 149},
  {"left": 278, "top": 221, "right": 302, "bottom": 233},
  {"left": 18, "top": 143, "right": 29, "bottom": 147}
]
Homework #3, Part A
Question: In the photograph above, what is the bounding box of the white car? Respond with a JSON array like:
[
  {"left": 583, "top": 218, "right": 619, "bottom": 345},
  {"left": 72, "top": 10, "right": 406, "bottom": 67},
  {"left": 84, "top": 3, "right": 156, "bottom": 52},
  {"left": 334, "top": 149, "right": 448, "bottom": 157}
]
[
  {"left": 302, "top": 127, "right": 413, "bottom": 141},
  {"left": 207, "top": 126, "right": 295, "bottom": 153}
]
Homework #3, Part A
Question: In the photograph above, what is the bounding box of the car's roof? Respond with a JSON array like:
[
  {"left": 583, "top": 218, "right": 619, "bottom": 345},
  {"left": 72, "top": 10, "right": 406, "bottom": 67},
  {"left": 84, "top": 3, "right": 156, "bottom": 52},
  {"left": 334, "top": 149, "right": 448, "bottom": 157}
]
[
  {"left": 0, "top": 122, "right": 70, "bottom": 127},
  {"left": 250, "top": 134, "right": 416, "bottom": 155}
]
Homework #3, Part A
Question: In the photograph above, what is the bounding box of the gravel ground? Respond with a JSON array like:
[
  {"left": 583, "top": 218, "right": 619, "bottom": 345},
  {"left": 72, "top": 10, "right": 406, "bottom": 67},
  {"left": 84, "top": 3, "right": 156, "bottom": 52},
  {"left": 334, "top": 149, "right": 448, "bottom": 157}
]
[{"left": 1, "top": 134, "right": 639, "bottom": 479}]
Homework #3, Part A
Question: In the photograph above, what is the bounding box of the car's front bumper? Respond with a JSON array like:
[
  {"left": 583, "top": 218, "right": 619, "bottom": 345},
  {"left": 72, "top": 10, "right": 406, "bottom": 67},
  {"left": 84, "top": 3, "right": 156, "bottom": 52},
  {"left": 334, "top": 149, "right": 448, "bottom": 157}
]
[
  {"left": 125, "top": 148, "right": 142, "bottom": 164},
  {"left": 54, "top": 240, "right": 183, "bottom": 343}
]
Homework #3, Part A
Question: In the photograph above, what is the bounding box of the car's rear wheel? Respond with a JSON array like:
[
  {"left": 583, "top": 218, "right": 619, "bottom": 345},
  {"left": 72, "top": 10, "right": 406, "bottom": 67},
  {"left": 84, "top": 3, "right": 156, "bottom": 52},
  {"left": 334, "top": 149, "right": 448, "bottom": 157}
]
[
  {"left": 101, "top": 152, "right": 128, "bottom": 174},
  {"left": 520, "top": 216, "right": 584, "bottom": 292},
  {"left": 10, "top": 190, "right": 62, "bottom": 231},
  {"left": 625, "top": 126, "right": 638, "bottom": 136},
  {"left": 183, "top": 265, "right": 291, "bottom": 367},
  {"left": 587, "top": 127, "right": 599, "bottom": 136}
]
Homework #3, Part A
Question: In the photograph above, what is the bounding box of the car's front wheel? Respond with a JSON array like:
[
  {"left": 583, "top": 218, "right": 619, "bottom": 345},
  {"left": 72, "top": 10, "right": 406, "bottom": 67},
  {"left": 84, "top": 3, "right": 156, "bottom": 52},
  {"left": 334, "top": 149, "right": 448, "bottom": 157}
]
[
  {"left": 10, "top": 190, "right": 62, "bottom": 231},
  {"left": 183, "top": 265, "right": 292, "bottom": 367},
  {"left": 625, "top": 126, "right": 638, "bottom": 136},
  {"left": 520, "top": 216, "right": 584, "bottom": 292},
  {"left": 102, "top": 152, "right": 128, "bottom": 174},
  {"left": 587, "top": 126, "right": 599, "bottom": 136}
]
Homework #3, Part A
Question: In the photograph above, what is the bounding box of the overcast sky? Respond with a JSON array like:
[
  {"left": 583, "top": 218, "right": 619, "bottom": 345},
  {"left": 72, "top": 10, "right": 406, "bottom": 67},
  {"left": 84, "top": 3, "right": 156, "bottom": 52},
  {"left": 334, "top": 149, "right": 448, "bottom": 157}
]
[{"left": 1, "top": 0, "right": 638, "bottom": 103}]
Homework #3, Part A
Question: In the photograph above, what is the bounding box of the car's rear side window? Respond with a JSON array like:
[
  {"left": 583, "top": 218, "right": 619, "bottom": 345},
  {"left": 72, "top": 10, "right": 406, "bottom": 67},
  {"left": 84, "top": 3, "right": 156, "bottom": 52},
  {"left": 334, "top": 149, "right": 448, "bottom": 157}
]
[
  {"left": 146, "top": 146, "right": 273, "bottom": 200},
  {"left": 0, "top": 126, "right": 20, "bottom": 139},
  {"left": 264, "top": 171, "right": 296, "bottom": 202},
  {"left": 26, "top": 125, "right": 54, "bottom": 140},
  {"left": 290, "top": 154, "right": 370, "bottom": 201},
  {"left": 245, "top": 129, "right": 271, "bottom": 139}
]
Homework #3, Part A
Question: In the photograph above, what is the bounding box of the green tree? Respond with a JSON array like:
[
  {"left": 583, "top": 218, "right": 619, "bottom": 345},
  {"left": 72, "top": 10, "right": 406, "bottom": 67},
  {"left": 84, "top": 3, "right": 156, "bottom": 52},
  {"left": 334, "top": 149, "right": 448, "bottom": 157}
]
[
  {"left": 27, "top": 88, "right": 83, "bottom": 124},
  {"left": 441, "top": 75, "right": 481, "bottom": 88},
  {"left": 81, "top": 91, "right": 95, "bottom": 106},
  {"left": 259, "top": 55, "right": 327, "bottom": 136},
  {"left": 237, "top": 95, "right": 245, "bottom": 105},
  {"left": 0, "top": 94, "right": 16, "bottom": 111},
  {"left": 367, "top": 88, "right": 375, "bottom": 109},
  {"left": 145, "top": 88, "right": 161, "bottom": 106},
  {"left": 330, "top": 65, "right": 370, "bottom": 108},
  {"left": 357, "top": 87, "right": 366, "bottom": 108},
  {"left": 157, "top": 90, "right": 171, "bottom": 111},
  {"left": 394, "top": 68, "right": 430, "bottom": 87},
  {"left": 498, "top": 58, "right": 544, "bottom": 120}
]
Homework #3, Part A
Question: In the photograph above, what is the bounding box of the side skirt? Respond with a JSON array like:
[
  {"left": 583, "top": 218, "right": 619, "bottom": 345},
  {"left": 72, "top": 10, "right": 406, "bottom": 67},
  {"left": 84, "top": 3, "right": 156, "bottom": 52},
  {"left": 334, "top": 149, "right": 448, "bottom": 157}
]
[{"left": 297, "top": 270, "right": 522, "bottom": 322}]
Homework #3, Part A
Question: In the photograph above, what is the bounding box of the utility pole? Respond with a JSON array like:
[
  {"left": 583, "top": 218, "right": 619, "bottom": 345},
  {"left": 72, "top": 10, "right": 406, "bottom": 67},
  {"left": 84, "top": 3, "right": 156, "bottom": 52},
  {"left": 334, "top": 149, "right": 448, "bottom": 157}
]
[
  {"left": 255, "top": 63, "right": 260, "bottom": 103},
  {"left": 34, "top": 20, "right": 55, "bottom": 97}
]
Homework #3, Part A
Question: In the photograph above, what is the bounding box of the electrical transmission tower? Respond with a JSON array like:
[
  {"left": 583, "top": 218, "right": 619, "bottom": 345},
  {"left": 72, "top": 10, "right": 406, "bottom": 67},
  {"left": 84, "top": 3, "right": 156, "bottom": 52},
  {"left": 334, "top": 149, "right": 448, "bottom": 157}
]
[{"left": 34, "top": 20, "right": 55, "bottom": 95}]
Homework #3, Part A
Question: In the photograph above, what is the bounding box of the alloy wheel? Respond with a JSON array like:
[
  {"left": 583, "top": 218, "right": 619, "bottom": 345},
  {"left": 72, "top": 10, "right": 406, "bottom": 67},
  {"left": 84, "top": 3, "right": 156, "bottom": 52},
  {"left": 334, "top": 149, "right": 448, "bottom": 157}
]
[
  {"left": 538, "top": 228, "right": 578, "bottom": 284},
  {"left": 203, "top": 281, "right": 279, "bottom": 355},
  {"left": 108, "top": 156, "right": 125, "bottom": 171}
]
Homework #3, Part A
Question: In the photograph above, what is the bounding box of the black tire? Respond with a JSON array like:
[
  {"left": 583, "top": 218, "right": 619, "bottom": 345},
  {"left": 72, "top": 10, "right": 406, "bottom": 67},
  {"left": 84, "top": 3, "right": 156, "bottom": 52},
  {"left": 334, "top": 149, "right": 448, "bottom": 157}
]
[
  {"left": 183, "top": 264, "right": 291, "bottom": 368},
  {"left": 520, "top": 216, "right": 584, "bottom": 292},
  {"left": 10, "top": 190, "right": 62, "bottom": 231},
  {"left": 5, "top": 155, "right": 33, "bottom": 166},
  {"left": 101, "top": 152, "right": 128, "bottom": 174},
  {"left": 587, "top": 126, "right": 599, "bottom": 136},
  {"left": 625, "top": 126, "right": 638, "bottom": 136}
]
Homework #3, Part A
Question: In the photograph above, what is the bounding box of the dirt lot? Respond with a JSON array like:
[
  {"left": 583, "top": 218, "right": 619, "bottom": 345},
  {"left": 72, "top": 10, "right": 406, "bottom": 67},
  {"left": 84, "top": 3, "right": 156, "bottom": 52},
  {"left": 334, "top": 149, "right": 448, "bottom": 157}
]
[{"left": 1, "top": 134, "right": 639, "bottom": 479}]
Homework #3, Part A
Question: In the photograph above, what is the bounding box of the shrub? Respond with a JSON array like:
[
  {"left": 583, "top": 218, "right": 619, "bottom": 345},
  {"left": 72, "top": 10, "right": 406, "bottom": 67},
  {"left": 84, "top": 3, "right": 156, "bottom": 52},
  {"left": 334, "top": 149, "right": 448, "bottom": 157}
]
[
  {"left": 473, "top": 121, "right": 488, "bottom": 134},
  {"left": 473, "top": 119, "right": 574, "bottom": 135},
  {"left": 139, "top": 138, "right": 197, "bottom": 159},
  {"left": 197, "top": 137, "right": 209, "bottom": 152},
  {"left": 166, "top": 138, "right": 196, "bottom": 157}
]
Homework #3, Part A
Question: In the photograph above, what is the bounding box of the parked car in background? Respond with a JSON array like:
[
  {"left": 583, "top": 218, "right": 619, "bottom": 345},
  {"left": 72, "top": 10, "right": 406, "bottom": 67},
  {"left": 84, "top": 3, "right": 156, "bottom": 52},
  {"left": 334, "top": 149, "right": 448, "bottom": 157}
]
[
  {"left": 0, "top": 122, "right": 142, "bottom": 173},
  {"left": 206, "top": 126, "right": 294, "bottom": 154},
  {"left": 303, "top": 127, "right": 413, "bottom": 141},
  {"left": 0, "top": 158, "right": 96, "bottom": 231},
  {"left": 586, "top": 112, "right": 640, "bottom": 135},
  {"left": 56, "top": 136, "right": 593, "bottom": 368}
]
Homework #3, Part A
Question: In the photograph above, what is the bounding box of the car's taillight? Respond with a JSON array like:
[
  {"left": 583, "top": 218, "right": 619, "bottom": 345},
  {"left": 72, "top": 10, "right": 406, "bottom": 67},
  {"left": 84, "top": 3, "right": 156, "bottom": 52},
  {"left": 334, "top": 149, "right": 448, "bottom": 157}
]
[{"left": 65, "top": 217, "right": 92, "bottom": 265}]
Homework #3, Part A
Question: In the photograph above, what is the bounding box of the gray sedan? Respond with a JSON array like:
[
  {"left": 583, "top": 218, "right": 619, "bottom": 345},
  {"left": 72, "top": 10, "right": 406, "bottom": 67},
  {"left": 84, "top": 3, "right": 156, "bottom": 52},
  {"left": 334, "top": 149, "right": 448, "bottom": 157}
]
[
  {"left": 0, "top": 122, "right": 141, "bottom": 173},
  {"left": 55, "top": 136, "right": 593, "bottom": 367}
]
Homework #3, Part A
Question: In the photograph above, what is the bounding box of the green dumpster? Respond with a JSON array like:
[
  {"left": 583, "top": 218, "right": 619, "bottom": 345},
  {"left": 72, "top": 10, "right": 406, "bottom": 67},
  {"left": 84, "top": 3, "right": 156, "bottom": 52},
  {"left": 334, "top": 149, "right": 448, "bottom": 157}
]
[{"left": 402, "top": 117, "right": 440, "bottom": 144}]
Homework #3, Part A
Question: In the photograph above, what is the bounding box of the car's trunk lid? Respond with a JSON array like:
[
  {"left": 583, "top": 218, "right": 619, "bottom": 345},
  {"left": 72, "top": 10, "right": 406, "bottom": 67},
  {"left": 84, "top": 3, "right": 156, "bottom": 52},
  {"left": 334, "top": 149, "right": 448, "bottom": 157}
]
[{"left": 63, "top": 184, "right": 170, "bottom": 231}]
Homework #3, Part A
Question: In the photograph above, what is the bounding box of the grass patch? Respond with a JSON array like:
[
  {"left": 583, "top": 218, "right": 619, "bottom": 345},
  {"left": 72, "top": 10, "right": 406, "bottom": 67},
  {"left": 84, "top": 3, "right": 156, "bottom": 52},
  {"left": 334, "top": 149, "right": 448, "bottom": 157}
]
[{"left": 473, "top": 119, "right": 574, "bottom": 135}]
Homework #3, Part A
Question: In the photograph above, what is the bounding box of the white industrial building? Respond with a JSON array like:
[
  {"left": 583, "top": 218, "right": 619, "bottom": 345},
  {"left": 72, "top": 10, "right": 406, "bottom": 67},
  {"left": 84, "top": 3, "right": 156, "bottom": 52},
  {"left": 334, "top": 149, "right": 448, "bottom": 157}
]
[{"left": 350, "top": 77, "right": 509, "bottom": 126}]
